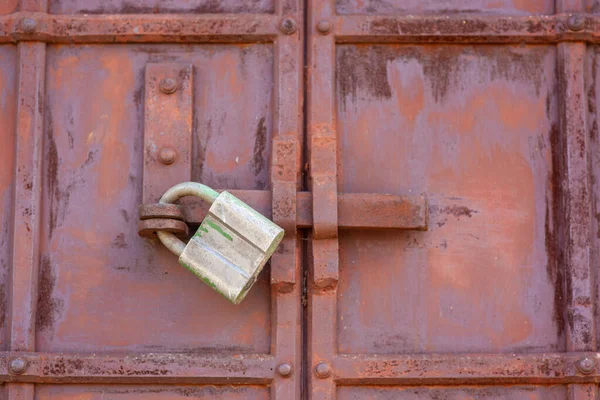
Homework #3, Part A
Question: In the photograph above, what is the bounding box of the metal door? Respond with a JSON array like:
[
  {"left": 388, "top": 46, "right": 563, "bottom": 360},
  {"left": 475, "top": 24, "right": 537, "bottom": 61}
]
[
  {"left": 306, "top": 0, "right": 600, "bottom": 399},
  {"left": 1, "top": 0, "right": 600, "bottom": 399},
  {"left": 0, "top": 0, "right": 304, "bottom": 399}
]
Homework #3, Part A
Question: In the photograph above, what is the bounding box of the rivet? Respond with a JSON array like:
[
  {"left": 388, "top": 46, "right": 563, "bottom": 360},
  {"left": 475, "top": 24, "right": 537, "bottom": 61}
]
[
  {"left": 317, "top": 20, "right": 331, "bottom": 34},
  {"left": 277, "top": 362, "right": 293, "bottom": 377},
  {"left": 159, "top": 78, "right": 178, "bottom": 94},
  {"left": 280, "top": 18, "right": 297, "bottom": 35},
  {"left": 158, "top": 147, "right": 177, "bottom": 165},
  {"left": 577, "top": 357, "right": 595, "bottom": 374},
  {"left": 20, "top": 17, "right": 37, "bottom": 34},
  {"left": 9, "top": 358, "right": 27, "bottom": 375},
  {"left": 567, "top": 15, "right": 585, "bottom": 31},
  {"left": 315, "top": 362, "right": 331, "bottom": 378}
]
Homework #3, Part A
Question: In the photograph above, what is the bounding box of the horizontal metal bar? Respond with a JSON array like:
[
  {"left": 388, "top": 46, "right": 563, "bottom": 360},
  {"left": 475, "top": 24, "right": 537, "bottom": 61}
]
[
  {"left": 0, "top": 12, "right": 599, "bottom": 44},
  {"left": 1, "top": 351, "right": 599, "bottom": 385},
  {"left": 0, "top": 352, "right": 275, "bottom": 384},
  {"left": 178, "top": 190, "right": 428, "bottom": 231},
  {"left": 333, "top": 353, "right": 600, "bottom": 385},
  {"left": 334, "top": 13, "right": 595, "bottom": 43},
  {"left": 0, "top": 12, "right": 278, "bottom": 43}
]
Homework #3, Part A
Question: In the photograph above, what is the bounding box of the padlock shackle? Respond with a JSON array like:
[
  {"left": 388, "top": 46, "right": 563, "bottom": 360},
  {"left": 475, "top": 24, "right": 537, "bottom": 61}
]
[{"left": 156, "top": 182, "right": 220, "bottom": 257}]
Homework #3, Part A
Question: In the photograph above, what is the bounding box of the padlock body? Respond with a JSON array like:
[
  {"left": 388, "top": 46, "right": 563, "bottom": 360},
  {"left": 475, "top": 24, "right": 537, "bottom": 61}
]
[{"left": 178, "top": 191, "right": 284, "bottom": 304}]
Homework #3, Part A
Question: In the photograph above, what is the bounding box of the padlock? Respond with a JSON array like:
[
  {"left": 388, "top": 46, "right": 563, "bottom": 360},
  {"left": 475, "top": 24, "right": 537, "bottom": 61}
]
[{"left": 156, "top": 182, "right": 284, "bottom": 304}]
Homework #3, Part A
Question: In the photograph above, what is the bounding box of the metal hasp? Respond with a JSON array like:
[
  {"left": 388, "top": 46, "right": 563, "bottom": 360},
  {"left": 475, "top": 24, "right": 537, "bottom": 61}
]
[{"left": 157, "top": 182, "right": 285, "bottom": 304}]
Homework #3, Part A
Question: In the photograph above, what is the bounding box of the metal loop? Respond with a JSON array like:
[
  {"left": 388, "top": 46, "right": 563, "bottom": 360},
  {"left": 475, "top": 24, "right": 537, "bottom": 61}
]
[{"left": 156, "top": 182, "right": 220, "bottom": 257}]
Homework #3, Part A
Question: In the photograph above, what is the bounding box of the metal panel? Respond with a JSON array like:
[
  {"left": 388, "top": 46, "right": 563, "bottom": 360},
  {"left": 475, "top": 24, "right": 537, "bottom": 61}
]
[
  {"left": 1, "top": 0, "right": 303, "bottom": 399},
  {"left": 39, "top": 44, "right": 274, "bottom": 353},
  {"left": 308, "top": 0, "right": 598, "bottom": 398},
  {"left": 4, "top": 0, "right": 600, "bottom": 399},
  {"left": 336, "top": 44, "right": 560, "bottom": 354}
]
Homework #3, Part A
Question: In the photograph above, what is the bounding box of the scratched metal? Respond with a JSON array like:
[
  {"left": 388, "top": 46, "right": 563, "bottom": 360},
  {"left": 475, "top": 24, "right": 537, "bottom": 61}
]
[
  {"left": 35, "top": 385, "right": 269, "bottom": 399},
  {"left": 49, "top": 0, "right": 273, "bottom": 14},
  {"left": 38, "top": 44, "right": 273, "bottom": 353},
  {"left": 336, "top": 0, "right": 553, "bottom": 15},
  {"left": 335, "top": 45, "right": 561, "bottom": 354},
  {"left": 0, "top": 46, "right": 16, "bottom": 352}
]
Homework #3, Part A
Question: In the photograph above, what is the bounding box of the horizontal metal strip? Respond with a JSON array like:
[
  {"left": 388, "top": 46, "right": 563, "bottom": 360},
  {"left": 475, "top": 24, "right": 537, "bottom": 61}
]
[
  {"left": 334, "top": 13, "right": 594, "bottom": 43},
  {"left": 0, "top": 12, "right": 278, "bottom": 43},
  {"left": 333, "top": 352, "right": 600, "bottom": 385},
  {"left": 2, "top": 352, "right": 599, "bottom": 385},
  {"left": 0, "top": 352, "right": 275, "bottom": 384},
  {"left": 0, "top": 12, "right": 598, "bottom": 43},
  {"left": 177, "top": 190, "right": 428, "bottom": 230}
]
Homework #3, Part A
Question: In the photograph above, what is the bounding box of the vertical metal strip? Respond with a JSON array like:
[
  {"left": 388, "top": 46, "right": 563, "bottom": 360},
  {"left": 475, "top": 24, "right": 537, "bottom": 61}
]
[
  {"left": 309, "top": 0, "right": 338, "bottom": 286},
  {"left": 270, "top": 0, "right": 302, "bottom": 399},
  {"left": 142, "top": 63, "right": 193, "bottom": 204},
  {"left": 558, "top": 42, "right": 596, "bottom": 353},
  {"left": 9, "top": 41, "right": 45, "bottom": 355},
  {"left": 7, "top": 41, "right": 45, "bottom": 400},
  {"left": 308, "top": 0, "right": 338, "bottom": 398},
  {"left": 558, "top": 42, "right": 598, "bottom": 399}
]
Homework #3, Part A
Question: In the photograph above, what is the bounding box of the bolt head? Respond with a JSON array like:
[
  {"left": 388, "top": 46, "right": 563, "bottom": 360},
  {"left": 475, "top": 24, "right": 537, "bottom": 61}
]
[
  {"left": 158, "top": 147, "right": 177, "bottom": 165},
  {"left": 567, "top": 15, "right": 585, "bottom": 31},
  {"left": 577, "top": 357, "right": 595, "bottom": 374},
  {"left": 20, "top": 17, "right": 37, "bottom": 33},
  {"left": 317, "top": 20, "right": 331, "bottom": 34},
  {"left": 315, "top": 362, "right": 331, "bottom": 378},
  {"left": 9, "top": 358, "right": 27, "bottom": 375},
  {"left": 159, "top": 78, "right": 178, "bottom": 94},
  {"left": 280, "top": 18, "right": 297, "bottom": 35},
  {"left": 277, "top": 362, "right": 293, "bottom": 377}
]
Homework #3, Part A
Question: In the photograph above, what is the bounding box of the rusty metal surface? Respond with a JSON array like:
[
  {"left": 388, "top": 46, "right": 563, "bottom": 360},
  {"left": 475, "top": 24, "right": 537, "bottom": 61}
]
[
  {"left": 7, "top": 13, "right": 600, "bottom": 45},
  {"left": 1, "top": 352, "right": 274, "bottom": 384},
  {"left": 137, "top": 219, "right": 188, "bottom": 238},
  {"left": 0, "top": 2, "right": 18, "bottom": 14},
  {"left": 36, "top": 385, "right": 270, "bottom": 399},
  {"left": 336, "top": 386, "right": 567, "bottom": 399},
  {"left": 334, "top": 44, "right": 560, "bottom": 354},
  {"left": 0, "top": 351, "right": 598, "bottom": 384},
  {"left": 2, "top": 0, "right": 600, "bottom": 399},
  {"left": 11, "top": 42, "right": 45, "bottom": 354},
  {"left": 142, "top": 63, "right": 192, "bottom": 204},
  {"left": 0, "top": 12, "right": 280, "bottom": 44},
  {"left": 49, "top": 0, "right": 274, "bottom": 14},
  {"left": 336, "top": 0, "right": 553, "bottom": 15},
  {"left": 39, "top": 44, "right": 276, "bottom": 353},
  {"left": 6, "top": 0, "right": 303, "bottom": 396},
  {"left": 140, "top": 191, "right": 428, "bottom": 230},
  {"left": 0, "top": 45, "right": 16, "bottom": 354},
  {"left": 590, "top": 45, "right": 600, "bottom": 365},
  {"left": 138, "top": 203, "right": 183, "bottom": 220}
]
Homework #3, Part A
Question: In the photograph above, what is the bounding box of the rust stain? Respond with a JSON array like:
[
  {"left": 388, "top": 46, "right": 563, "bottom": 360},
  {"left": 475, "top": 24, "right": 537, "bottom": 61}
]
[
  {"left": 111, "top": 233, "right": 128, "bottom": 249},
  {"left": 338, "top": 45, "right": 549, "bottom": 110},
  {"left": 36, "top": 256, "right": 65, "bottom": 332},
  {"left": 251, "top": 116, "right": 267, "bottom": 175},
  {"left": 547, "top": 123, "right": 565, "bottom": 338}
]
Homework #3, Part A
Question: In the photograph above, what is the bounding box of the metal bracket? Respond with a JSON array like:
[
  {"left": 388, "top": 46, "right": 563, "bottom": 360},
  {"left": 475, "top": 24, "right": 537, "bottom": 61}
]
[{"left": 142, "top": 63, "right": 193, "bottom": 203}]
